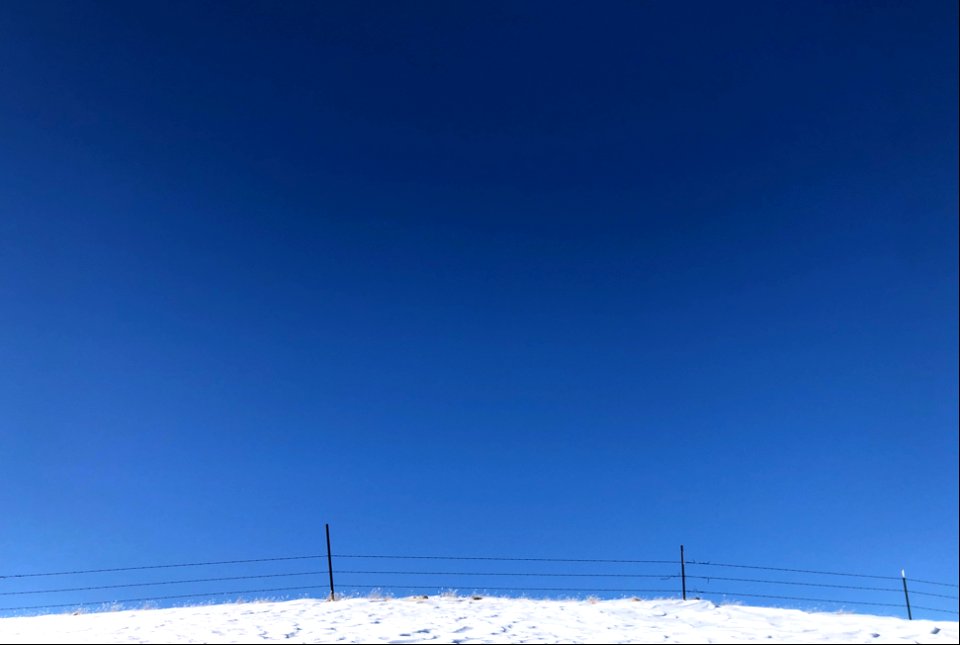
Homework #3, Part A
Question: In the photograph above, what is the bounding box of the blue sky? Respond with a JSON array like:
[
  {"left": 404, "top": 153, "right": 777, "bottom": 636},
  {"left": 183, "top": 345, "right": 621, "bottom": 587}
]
[{"left": 1, "top": 1, "right": 957, "bottom": 616}]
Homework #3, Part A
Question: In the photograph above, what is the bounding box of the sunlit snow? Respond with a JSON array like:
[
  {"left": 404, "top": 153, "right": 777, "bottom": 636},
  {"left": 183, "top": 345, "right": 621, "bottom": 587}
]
[{"left": 1, "top": 595, "right": 956, "bottom": 644}]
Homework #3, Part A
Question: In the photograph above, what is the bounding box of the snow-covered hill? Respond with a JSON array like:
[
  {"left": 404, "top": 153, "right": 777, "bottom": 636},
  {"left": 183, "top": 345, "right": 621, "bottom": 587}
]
[{"left": 0, "top": 595, "right": 956, "bottom": 644}]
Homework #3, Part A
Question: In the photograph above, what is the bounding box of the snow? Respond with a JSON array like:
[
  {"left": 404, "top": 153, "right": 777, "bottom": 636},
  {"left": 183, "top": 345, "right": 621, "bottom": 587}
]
[{"left": 0, "top": 595, "right": 956, "bottom": 644}]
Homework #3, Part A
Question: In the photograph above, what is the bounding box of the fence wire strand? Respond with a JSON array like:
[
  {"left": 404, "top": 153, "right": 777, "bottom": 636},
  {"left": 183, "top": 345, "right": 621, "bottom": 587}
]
[
  {"left": 687, "top": 575, "right": 899, "bottom": 594},
  {"left": 685, "top": 560, "right": 901, "bottom": 581},
  {"left": 337, "top": 570, "right": 679, "bottom": 579},
  {"left": 0, "top": 556, "right": 325, "bottom": 580},
  {"left": 0, "top": 585, "right": 330, "bottom": 613},
  {"left": 0, "top": 571, "right": 327, "bottom": 596},
  {"left": 909, "top": 578, "right": 960, "bottom": 589},
  {"left": 687, "top": 589, "right": 904, "bottom": 608},
  {"left": 339, "top": 584, "right": 679, "bottom": 594},
  {"left": 334, "top": 554, "right": 674, "bottom": 564},
  {"left": 689, "top": 589, "right": 958, "bottom": 616}
]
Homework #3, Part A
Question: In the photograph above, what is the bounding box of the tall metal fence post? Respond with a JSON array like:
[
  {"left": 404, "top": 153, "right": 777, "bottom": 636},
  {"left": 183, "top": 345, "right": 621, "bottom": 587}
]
[
  {"left": 680, "top": 544, "right": 687, "bottom": 601},
  {"left": 901, "top": 569, "right": 912, "bottom": 620},
  {"left": 326, "top": 524, "right": 335, "bottom": 601}
]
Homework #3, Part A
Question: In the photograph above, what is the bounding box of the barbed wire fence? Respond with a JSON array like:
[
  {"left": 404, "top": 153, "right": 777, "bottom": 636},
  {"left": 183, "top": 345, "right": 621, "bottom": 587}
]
[{"left": 1, "top": 527, "right": 957, "bottom": 620}]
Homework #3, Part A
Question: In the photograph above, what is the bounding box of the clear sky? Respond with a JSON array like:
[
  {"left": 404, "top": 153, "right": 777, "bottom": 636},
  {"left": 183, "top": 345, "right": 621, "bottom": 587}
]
[{"left": 1, "top": 0, "right": 957, "bottom": 616}]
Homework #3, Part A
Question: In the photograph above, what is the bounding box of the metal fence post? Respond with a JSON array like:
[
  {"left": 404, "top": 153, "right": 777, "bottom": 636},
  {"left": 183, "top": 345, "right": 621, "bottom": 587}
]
[
  {"left": 326, "top": 524, "right": 335, "bottom": 601},
  {"left": 680, "top": 545, "right": 687, "bottom": 601},
  {"left": 901, "top": 569, "right": 912, "bottom": 620}
]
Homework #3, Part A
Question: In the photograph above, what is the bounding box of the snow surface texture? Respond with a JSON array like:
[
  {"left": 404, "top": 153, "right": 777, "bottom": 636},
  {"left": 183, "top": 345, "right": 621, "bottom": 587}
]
[{"left": 0, "top": 596, "right": 956, "bottom": 644}]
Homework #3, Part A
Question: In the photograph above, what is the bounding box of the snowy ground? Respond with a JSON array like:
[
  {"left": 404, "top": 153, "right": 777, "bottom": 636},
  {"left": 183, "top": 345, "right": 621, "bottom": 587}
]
[{"left": 1, "top": 595, "right": 957, "bottom": 644}]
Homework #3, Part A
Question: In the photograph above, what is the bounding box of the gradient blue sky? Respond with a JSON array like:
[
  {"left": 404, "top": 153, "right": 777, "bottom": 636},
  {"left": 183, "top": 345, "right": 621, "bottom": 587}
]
[{"left": 1, "top": 0, "right": 957, "bottom": 614}]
